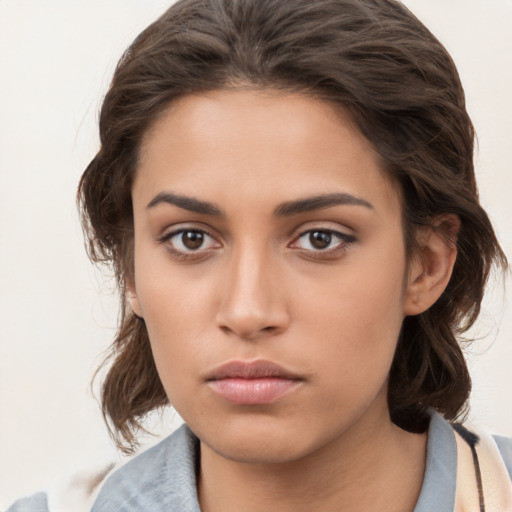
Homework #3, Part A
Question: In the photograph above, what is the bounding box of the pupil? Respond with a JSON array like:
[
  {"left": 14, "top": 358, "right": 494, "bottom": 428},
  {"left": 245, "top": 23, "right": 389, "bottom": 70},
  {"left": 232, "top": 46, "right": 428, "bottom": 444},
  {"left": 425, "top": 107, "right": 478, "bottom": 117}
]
[
  {"left": 183, "top": 231, "right": 204, "bottom": 249},
  {"left": 310, "top": 231, "right": 331, "bottom": 249}
]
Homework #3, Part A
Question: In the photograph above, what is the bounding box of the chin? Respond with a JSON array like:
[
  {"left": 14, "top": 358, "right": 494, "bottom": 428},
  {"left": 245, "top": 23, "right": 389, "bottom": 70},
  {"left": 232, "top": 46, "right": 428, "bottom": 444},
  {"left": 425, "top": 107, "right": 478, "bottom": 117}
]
[
  {"left": 209, "top": 434, "right": 313, "bottom": 465},
  {"left": 193, "top": 413, "right": 340, "bottom": 465}
]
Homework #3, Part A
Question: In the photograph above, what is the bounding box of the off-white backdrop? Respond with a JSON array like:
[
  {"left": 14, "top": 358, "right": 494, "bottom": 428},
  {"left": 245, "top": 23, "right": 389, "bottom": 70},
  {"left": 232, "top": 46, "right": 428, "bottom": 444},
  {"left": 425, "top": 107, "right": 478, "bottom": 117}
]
[{"left": 1, "top": 0, "right": 511, "bottom": 507}]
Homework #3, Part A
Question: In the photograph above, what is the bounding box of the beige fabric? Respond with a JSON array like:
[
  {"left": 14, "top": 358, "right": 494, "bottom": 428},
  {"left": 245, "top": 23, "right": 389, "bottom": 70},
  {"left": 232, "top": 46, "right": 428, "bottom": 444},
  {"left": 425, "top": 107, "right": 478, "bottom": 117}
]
[
  {"left": 454, "top": 428, "right": 512, "bottom": 512},
  {"left": 47, "top": 462, "right": 118, "bottom": 512},
  {"left": 44, "top": 425, "right": 512, "bottom": 512}
]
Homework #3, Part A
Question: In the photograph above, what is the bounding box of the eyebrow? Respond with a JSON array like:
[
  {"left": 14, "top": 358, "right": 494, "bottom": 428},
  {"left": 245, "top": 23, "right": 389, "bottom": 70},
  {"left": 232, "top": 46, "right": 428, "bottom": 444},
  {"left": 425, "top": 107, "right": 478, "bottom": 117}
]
[
  {"left": 146, "top": 191, "right": 373, "bottom": 216},
  {"left": 147, "top": 192, "right": 223, "bottom": 216},
  {"left": 274, "top": 193, "right": 374, "bottom": 216}
]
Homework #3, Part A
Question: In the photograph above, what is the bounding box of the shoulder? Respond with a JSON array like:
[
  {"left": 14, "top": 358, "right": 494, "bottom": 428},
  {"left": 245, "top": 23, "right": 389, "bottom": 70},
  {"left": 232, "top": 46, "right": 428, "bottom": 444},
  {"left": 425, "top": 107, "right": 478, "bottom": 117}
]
[
  {"left": 413, "top": 411, "right": 511, "bottom": 512},
  {"left": 3, "top": 425, "right": 199, "bottom": 512},
  {"left": 4, "top": 492, "right": 49, "bottom": 512},
  {"left": 91, "top": 424, "right": 201, "bottom": 512},
  {"left": 493, "top": 434, "right": 512, "bottom": 480},
  {"left": 3, "top": 461, "right": 115, "bottom": 512},
  {"left": 451, "top": 418, "right": 512, "bottom": 483}
]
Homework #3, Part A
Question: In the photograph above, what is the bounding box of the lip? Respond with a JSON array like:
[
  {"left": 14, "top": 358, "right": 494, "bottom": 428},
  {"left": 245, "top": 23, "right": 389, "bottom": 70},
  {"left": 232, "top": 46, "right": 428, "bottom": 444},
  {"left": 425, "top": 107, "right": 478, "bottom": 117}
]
[
  {"left": 205, "top": 360, "right": 304, "bottom": 405},
  {"left": 206, "top": 360, "right": 302, "bottom": 380}
]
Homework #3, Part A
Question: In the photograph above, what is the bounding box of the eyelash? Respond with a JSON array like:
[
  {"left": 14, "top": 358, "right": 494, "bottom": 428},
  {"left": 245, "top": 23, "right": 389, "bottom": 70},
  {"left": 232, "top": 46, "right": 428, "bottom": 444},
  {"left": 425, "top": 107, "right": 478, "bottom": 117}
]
[
  {"left": 157, "top": 227, "right": 356, "bottom": 261},
  {"left": 158, "top": 228, "right": 219, "bottom": 261},
  {"left": 290, "top": 229, "right": 356, "bottom": 258}
]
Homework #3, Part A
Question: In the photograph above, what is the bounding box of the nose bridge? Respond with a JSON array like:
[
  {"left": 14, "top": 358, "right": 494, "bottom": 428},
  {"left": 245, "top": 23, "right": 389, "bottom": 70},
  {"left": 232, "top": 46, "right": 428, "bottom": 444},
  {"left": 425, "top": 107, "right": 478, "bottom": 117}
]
[{"left": 216, "top": 237, "right": 288, "bottom": 338}]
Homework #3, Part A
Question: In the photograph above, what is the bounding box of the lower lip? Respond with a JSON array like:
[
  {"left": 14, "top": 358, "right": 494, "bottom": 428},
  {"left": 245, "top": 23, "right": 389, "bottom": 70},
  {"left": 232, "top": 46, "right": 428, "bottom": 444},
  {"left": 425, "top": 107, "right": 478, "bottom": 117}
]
[{"left": 207, "top": 378, "right": 301, "bottom": 405}]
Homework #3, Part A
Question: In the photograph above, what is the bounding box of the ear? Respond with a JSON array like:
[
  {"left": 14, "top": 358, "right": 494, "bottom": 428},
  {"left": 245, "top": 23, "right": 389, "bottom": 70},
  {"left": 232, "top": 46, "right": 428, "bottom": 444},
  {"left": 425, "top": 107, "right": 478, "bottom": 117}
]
[
  {"left": 126, "top": 280, "right": 143, "bottom": 319},
  {"left": 403, "top": 214, "right": 460, "bottom": 316}
]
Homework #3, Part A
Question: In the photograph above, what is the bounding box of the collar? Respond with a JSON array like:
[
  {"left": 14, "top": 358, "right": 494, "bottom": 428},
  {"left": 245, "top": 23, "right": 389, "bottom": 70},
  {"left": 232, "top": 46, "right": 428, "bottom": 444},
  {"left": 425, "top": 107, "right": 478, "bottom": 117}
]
[{"left": 92, "top": 411, "right": 457, "bottom": 512}]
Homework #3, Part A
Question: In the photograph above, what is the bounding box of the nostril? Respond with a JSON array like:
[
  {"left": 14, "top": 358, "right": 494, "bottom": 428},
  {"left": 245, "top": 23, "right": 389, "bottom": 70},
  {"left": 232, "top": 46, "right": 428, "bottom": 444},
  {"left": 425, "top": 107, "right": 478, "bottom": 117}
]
[{"left": 217, "top": 321, "right": 282, "bottom": 340}]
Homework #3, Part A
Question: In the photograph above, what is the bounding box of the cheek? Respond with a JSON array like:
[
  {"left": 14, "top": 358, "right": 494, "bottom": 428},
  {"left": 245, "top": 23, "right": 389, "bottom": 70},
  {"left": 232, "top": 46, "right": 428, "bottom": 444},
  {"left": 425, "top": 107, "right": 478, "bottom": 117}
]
[
  {"left": 142, "top": 301, "right": 203, "bottom": 410},
  {"left": 134, "top": 237, "right": 215, "bottom": 328},
  {"left": 138, "top": 279, "right": 205, "bottom": 348},
  {"left": 133, "top": 224, "right": 408, "bottom": 417},
  {"left": 140, "top": 282, "right": 208, "bottom": 335},
  {"left": 133, "top": 252, "right": 219, "bottom": 400},
  {"left": 300, "top": 247, "right": 407, "bottom": 394}
]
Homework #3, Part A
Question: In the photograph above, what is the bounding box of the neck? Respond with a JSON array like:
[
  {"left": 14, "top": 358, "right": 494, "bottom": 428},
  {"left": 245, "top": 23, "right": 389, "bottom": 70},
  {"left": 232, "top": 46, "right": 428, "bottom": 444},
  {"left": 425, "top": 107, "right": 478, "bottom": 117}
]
[{"left": 197, "top": 405, "right": 427, "bottom": 512}]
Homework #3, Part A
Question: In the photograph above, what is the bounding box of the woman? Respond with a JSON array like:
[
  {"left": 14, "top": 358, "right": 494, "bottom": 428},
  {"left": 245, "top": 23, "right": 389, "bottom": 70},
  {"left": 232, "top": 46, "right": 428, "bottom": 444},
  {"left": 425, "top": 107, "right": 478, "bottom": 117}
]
[{"left": 7, "top": 0, "right": 512, "bottom": 510}]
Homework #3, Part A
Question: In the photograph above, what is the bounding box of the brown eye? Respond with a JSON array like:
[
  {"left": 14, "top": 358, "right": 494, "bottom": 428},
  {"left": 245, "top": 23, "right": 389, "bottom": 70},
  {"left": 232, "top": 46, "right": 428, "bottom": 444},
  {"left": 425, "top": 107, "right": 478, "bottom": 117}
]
[
  {"left": 291, "top": 228, "right": 355, "bottom": 253},
  {"left": 182, "top": 231, "right": 205, "bottom": 250},
  {"left": 162, "top": 228, "right": 219, "bottom": 254},
  {"left": 309, "top": 231, "right": 332, "bottom": 249}
]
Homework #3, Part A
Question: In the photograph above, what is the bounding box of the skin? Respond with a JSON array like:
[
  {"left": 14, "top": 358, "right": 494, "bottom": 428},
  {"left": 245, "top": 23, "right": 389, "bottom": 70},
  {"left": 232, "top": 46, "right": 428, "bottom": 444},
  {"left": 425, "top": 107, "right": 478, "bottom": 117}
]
[{"left": 129, "top": 90, "right": 458, "bottom": 512}]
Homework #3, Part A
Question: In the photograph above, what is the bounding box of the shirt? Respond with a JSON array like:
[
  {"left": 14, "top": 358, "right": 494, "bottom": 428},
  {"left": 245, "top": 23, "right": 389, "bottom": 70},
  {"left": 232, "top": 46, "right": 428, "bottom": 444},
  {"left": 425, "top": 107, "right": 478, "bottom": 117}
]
[{"left": 6, "top": 411, "right": 512, "bottom": 512}]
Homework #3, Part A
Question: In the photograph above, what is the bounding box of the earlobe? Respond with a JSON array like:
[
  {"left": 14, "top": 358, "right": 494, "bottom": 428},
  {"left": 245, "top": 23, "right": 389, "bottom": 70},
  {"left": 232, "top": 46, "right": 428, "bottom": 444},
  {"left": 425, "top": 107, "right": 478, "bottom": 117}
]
[
  {"left": 126, "top": 282, "right": 143, "bottom": 319},
  {"left": 403, "top": 214, "right": 460, "bottom": 316}
]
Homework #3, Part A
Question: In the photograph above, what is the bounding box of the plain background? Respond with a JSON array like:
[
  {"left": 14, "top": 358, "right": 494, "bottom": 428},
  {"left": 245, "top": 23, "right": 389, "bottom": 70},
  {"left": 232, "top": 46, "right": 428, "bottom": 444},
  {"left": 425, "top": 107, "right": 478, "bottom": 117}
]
[{"left": 1, "top": 0, "right": 511, "bottom": 506}]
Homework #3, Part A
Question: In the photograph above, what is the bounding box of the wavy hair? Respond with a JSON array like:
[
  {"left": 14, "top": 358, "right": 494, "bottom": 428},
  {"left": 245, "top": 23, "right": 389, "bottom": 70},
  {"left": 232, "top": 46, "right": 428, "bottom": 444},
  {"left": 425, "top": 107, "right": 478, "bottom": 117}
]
[{"left": 78, "top": 0, "right": 507, "bottom": 452}]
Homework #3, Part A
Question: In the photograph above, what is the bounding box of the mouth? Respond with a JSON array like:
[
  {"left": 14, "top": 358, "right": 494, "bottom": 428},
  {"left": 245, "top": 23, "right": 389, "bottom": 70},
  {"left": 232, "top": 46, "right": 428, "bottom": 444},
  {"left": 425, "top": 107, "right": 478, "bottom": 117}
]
[{"left": 205, "top": 360, "right": 304, "bottom": 405}]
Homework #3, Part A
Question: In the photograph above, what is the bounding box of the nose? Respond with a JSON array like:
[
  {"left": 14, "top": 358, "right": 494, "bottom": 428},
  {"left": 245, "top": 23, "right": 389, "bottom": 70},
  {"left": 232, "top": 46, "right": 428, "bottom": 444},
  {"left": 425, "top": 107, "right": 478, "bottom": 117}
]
[{"left": 215, "top": 244, "right": 290, "bottom": 340}]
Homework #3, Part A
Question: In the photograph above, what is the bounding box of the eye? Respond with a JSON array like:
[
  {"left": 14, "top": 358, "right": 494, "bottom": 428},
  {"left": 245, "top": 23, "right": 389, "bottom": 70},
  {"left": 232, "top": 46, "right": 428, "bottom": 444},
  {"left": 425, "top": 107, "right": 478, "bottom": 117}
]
[
  {"left": 291, "top": 229, "right": 355, "bottom": 252},
  {"left": 160, "top": 228, "right": 219, "bottom": 253}
]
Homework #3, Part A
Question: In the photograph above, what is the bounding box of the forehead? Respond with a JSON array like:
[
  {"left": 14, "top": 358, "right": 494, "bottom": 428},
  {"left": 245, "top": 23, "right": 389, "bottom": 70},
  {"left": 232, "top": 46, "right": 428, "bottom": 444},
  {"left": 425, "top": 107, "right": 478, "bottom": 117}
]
[{"left": 135, "top": 89, "right": 401, "bottom": 216}]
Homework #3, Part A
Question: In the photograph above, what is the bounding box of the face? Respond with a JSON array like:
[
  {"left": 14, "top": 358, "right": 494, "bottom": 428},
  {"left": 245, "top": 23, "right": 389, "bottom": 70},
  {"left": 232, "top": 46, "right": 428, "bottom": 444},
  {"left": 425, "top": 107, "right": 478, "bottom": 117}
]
[{"left": 130, "top": 89, "right": 413, "bottom": 464}]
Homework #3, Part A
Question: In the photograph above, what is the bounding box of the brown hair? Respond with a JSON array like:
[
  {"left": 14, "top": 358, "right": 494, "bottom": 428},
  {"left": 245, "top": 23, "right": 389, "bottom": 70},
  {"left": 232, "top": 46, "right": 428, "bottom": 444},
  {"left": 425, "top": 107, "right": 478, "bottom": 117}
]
[{"left": 78, "top": 0, "right": 507, "bottom": 452}]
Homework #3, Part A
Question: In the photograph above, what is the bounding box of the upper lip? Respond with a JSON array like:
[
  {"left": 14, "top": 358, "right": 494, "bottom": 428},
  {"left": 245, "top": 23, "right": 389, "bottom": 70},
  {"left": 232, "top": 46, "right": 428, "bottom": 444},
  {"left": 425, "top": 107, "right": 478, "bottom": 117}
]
[{"left": 205, "top": 360, "right": 303, "bottom": 381}]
